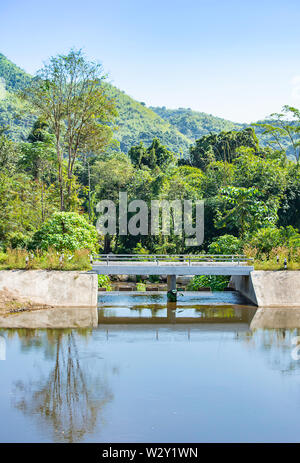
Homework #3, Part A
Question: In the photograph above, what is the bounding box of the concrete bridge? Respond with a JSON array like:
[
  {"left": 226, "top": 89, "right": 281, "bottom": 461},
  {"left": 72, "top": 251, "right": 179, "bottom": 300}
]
[{"left": 92, "top": 254, "right": 254, "bottom": 291}]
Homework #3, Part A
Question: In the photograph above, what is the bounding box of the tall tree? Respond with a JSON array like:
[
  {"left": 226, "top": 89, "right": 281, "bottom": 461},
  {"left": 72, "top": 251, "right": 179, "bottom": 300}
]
[
  {"left": 23, "top": 49, "right": 117, "bottom": 210},
  {"left": 128, "top": 138, "right": 175, "bottom": 169},
  {"left": 185, "top": 127, "right": 259, "bottom": 170},
  {"left": 255, "top": 105, "right": 300, "bottom": 163}
]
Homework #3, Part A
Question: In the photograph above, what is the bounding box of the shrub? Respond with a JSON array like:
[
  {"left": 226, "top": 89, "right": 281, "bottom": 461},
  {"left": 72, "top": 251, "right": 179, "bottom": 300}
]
[
  {"left": 187, "top": 275, "right": 230, "bottom": 291},
  {"left": 149, "top": 274, "right": 160, "bottom": 283},
  {"left": 249, "top": 227, "right": 281, "bottom": 256},
  {"left": 8, "top": 232, "right": 29, "bottom": 249},
  {"left": 136, "top": 282, "right": 146, "bottom": 291},
  {"left": 208, "top": 234, "right": 243, "bottom": 255},
  {"left": 30, "top": 212, "right": 99, "bottom": 252},
  {"left": 249, "top": 226, "right": 300, "bottom": 257},
  {"left": 97, "top": 275, "right": 112, "bottom": 291}
]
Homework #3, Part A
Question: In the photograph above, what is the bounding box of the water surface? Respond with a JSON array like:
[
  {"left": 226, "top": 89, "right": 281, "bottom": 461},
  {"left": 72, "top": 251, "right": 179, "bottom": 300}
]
[{"left": 1, "top": 292, "right": 300, "bottom": 443}]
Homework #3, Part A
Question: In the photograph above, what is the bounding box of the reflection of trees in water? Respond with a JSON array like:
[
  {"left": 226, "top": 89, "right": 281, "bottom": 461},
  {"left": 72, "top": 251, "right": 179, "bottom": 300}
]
[
  {"left": 13, "top": 331, "right": 113, "bottom": 442},
  {"left": 237, "top": 328, "right": 300, "bottom": 375}
]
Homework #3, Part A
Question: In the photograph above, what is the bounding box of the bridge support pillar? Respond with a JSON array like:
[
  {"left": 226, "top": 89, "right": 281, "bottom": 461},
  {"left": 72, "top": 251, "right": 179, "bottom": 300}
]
[{"left": 167, "top": 275, "right": 176, "bottom": 291}]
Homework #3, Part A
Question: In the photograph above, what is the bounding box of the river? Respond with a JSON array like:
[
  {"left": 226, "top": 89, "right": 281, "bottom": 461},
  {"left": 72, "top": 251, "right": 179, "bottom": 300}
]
[{"left": 0, "top": 291, "right": 300, "bottom": 442}]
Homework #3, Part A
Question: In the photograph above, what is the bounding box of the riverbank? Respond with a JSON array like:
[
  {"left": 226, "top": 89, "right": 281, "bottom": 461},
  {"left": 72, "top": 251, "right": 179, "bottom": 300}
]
[{"left": 0, "top": 288, "right": 53, "bottom": 314}]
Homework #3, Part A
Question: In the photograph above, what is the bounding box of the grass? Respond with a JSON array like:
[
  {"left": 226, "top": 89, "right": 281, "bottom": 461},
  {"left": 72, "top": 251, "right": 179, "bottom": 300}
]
[
  {"left": 253, "top": 261, "right": 300, "bottom": 270},
  {"left": 0, "top": 248, "right": 92, "bottom": 271},
  {"left": 0, "top": 246, "right": 299, "bottom": 272},
  {"left": 244, "top": 246, "right": 300, "bottom": 270}
]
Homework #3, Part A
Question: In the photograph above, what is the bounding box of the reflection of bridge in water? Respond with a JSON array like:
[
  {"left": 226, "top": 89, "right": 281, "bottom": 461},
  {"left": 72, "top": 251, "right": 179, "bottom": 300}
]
[{"left": 98, "top": 302, "right": 257, "bottom": 325}]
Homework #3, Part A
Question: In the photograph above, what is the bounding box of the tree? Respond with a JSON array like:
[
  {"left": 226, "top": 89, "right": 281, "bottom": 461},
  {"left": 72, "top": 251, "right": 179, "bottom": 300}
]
[
  {"left": 128, "top": 138, "right": 175, "bottom": 169},
  {"left": 255, "top": 105, "right": 300, "bottom": 163},
  {"left": 215, "top": 186, "right": 279, "bottom": 237},
  {"left": 186, "top": 127, "right": 259, "bottom": 170},
  {"left": 0, "top": 131, "right": 19, "bottom": 174},
  {"left": 91, "top": 153, "right": 134, "bottom": 203},
  {"left": 278, "top": 163, "right": 300, "bottom": 230},
  {"left": 30, "top": 212, "right": 99, "bottom": 252},
  {"left": 0, "top": 173, "right": 59, "bottom": 248},
  {"left": 232, "top": 147, "right": 287, "bottom": 199},
  {"left": 23, "top": 49, "right": 117, "bottom": 210}
]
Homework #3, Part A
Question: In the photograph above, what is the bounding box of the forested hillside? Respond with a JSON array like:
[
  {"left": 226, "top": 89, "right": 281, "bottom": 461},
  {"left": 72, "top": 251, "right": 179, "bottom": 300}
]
[
  {"left": 150, "top": 106, "right": 244, "bottom": 141},
  {"left": 103, "top": 85, "right": 192, "bottom": 155},
  {"left": 0, "top": 52, "right": 279, "bottom": 157},
  {"left": 0, "top": 49, "right": 299, "bottom": 272},
  {"left": 0, "top": 53, "right": 192, "bottom": 153},
  {"left": 0, "top": 52, "right": 298, "bottom": 160}
]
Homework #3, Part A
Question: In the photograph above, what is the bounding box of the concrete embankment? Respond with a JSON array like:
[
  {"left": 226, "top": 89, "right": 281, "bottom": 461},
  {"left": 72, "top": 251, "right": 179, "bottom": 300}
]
[
  {"left": 0, "top": 270, "right": 98, "bottom": 308},
  {"left": 0, "top": 306, "right": 98, "bottom": 329},
  {"left": 230, "top": 271, "right": 300, "bottom": 307}
]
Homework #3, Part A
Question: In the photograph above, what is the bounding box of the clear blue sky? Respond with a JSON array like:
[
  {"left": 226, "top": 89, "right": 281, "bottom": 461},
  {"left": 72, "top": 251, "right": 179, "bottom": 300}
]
[{"left": 1, "top": 0, "right": 300, "bottom": 122}]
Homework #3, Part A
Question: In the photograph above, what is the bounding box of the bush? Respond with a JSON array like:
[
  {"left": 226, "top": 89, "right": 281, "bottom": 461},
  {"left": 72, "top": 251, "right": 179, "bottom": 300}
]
[
  {"left": 30, "top": 212, "right": 99, "bottom": 252},
  {"left": 8, "top": 232, "right": 29, "bottom": 249},
  {"left": 249, "top": 228, "right": 281, "bottom": 256},
  {"left": 97, "top": 275, "right": 112, "bottom": 291},
  {"left": 187, "top": 275, "right": 230, "bottom": 291},
  {"left": 136, "top": 282, "right": 146, "bottom": 291},
  {"left": 208, "top": 234, "right": 243, "bottom": 255},
  {"left": 249, "top": 226, "right": 300, "bottom": 257}
]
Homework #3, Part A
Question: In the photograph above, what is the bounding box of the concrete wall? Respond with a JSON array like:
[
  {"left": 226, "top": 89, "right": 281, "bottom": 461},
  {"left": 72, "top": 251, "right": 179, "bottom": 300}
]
[
  {"left": 230, "top": 271, "right": 300, "bottom": 307},
  {"left": 0, "top": 270, "right": 98, "bottom": 308}
]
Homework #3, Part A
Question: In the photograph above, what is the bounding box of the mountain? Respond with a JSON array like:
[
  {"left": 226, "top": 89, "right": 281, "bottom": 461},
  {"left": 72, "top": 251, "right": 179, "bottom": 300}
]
[
  {"left": 103, "top": 85, "right": 192, "bottom": 155},
  {"left": 0, "top": 54, "right": 35, "bottom": 140},
  {"left": 0, "top": 52, "right": 296, "bottom": 159},
  {"left": 152, "top": 107, "right": 296, "bottom": 159},
  {"left": 150, "top": 106, "right": 244, "bottom": 142},
  {"left": 0, "top": 53, "right": 193, "bottom": 152},
  {"left": 0, "top": 53, "right": 31, "bottom": 92}
]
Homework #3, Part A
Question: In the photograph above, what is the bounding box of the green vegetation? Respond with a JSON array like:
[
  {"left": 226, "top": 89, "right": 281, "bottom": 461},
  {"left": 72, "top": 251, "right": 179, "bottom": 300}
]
[
  {"left": 187, "top": 275, "right": 230, "bottom": 291},
  {"left": 136, "top": 283, "right": 146, "bottom": 291},
  {"left": 208, "top": 235, "right": 243, "bottom": 255},
  {"left": 104, "top": 85, "right": 192, "bottom": 156},
  {"left": 151, "top": 107, "right": 242, "bottom": 142},
  {"left": 97, "top": 275, "right": 112, "bottom": 291},
  {"left": 0, "top": 53, "right": 31, "bottom": 92},
  {"left": 30, "top": 212, "right": 99, "bottom": 252},
  {"left": 0, "top": 248, "right": 92, "bottom": 270},
  {"left": 0, "top": 49, "right": 299, "bottom": 272},
  {"left": 0, "top": 52, "right": 298, "bottom": 160}
]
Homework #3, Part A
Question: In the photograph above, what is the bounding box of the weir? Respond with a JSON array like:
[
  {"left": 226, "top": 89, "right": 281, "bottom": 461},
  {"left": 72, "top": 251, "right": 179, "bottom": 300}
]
[{"left": 92, "top": 254, "right": 254, "bottom": 291}]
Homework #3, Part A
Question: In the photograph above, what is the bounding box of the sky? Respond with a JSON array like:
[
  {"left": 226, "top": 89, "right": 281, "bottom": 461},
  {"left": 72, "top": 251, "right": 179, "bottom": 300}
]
[{"left": 1, "top": 0, "right": 300, "bottom": 123}]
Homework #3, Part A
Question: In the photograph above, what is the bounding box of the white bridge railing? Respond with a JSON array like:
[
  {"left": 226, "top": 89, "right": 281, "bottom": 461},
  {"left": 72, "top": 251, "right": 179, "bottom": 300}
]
[{"left": 92, "top": 254, "right": 253, "bottom": 266}]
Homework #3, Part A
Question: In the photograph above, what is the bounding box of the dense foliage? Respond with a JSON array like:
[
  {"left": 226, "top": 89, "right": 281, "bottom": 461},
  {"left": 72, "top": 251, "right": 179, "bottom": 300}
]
[
  {"left": 0, "top": 50, "right": 299, "bottom": 271},
  {"left": 0, "top": 53, "right": 298, "bottom": 160},
  {"left": 30, "top": 212, "right": 99, "bottom": 252}
]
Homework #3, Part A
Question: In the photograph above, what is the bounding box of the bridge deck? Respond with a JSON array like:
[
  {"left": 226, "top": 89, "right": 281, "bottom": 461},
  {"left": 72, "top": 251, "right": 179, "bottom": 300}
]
[{"left": 92, "top": 256, "right": 253, "bottom": 276}]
